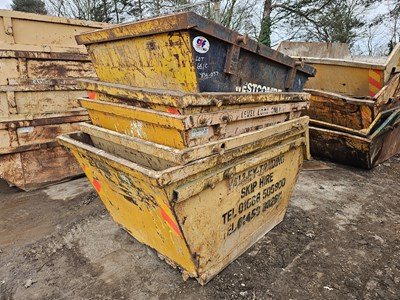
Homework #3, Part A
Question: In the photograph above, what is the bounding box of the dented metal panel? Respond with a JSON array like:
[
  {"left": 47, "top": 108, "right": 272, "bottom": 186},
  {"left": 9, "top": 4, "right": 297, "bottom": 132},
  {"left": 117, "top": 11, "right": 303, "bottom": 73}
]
[
  {"left": 75, "top": 12, "right": 315, "bottom": 93},
  {"left": 58, "top": 131, "right": 307, "bottom": 284},
  {"left": 310, "top": 107, "right": 399, "bottom": 137},
  {"left": 374, "top": 73, "right": 400, "bottom": 112},
  {"left": 80, "top": 97, "right": 307, "bottom": 149},
  {"left": 305, "top": 72, "right": 400, "bottom": 130},
  {"left": 309, "top": 109, "right": 400, "bottom": 169},
  {"left": 305, "top": 90, "right": 375, "bottom": 130}
]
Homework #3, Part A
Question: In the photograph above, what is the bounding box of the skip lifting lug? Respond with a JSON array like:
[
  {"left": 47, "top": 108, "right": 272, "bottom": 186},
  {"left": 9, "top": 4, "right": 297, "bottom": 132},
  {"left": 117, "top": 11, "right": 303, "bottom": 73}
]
[
  {"left": 236, "top": 34, "right": 249, "bottom": 45},
  {"left": 212, "top": 98, "right": 223, "bottom": 107},
  {"left": 223, "top": 168, "right": 235, "bottom": 179},
  {"left": 212, "top": 145, "right": 225, "bottom": 155}
]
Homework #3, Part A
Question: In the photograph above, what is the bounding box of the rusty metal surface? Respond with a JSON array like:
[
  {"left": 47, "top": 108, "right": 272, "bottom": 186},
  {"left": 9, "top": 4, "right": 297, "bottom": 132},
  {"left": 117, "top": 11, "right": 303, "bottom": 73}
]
[
  {"left": 306, "top": 90, "right": 375, "bottom": 130},
  {"left": 305, "top": 73, "right": 400, "bottom": 130},
  {"left": 27, "top": 60, "right": 96, "bottom": 79},
  {"left": 309, "top": 107, "right": 399, "bottom": 137},
  {"left": 58, "top": 130, "right": 307, "bottom": 284},
  {"left": 0, "top": 10, "right": 105, "bottom": 190},
  {"left": 0, "top": 113, "right": 88, "bottom": 155},
  {"left": 75, "top": 12, "right": 315, "bottom": 93},
  {"left": 0, "top": 58, "right": 96, "bottom": 85},
  {"left": 0, "top": 143, "right": 83, "bottom": 191},
  {"left": 0, "top": 81, "right": 87, "bottom": 92},
  {"left": 0, "top": 110, "right": 87, "bottom": 123},
  {"left": 80, "top": 79, "right": 310, "bottom": 109},
  {"left": 79, "top": 117, "right": 309, "bottom": 167},
  {"left": 309, "top": 109, "right": 400, "bottom": 169},
  {"left": 0, "top": 113, "right": 88, "bottom": 129},
  {"left": 80, "top": 97, "right": 307, "bottom": 149},
  {"left": 6, "top": 78, "right": 92, "bottom": 86},
  {"left": 75, "top": 12, "right": 313, "bottom": 74},
  {"left": 0, "top": 50, "right": 90, "bottom": 61},
  {"left": 309, "top": 126, "right": 371, "bottom": 169},
  {"left": 370, "top": 113, "right": 400, "bottom": 166}
]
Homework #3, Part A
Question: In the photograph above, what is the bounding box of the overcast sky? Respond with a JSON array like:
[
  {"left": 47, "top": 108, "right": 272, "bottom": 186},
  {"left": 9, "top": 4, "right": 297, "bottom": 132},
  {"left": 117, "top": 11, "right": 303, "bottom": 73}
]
[{"left": 0, "top": 0, "right": 10, "bottom": 9}]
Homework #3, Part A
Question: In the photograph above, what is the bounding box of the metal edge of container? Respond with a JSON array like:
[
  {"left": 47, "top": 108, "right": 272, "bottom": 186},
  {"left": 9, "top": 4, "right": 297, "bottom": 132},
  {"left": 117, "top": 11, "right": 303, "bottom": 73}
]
[
  {"left": 305, "top": 89, "right": 376, "bottom": 107},
  {"left": 0, "top": 109, "right": 88, "bottom": 123},
  {"left": 0, "top": 44, "right": 90, "bottom": 55},
  {"left": 79, "top": 79, "right": 311, "bottom": 108},
  {"left": 0, "top": 49, "right": 91, "bottom": 61},
  {"left": 277, "top": 42, "right": 399, "bottom": 70},
  {"left": 369, "top": 108, "right": 400, "bottom": 140},
  {"left": 309, "top": 107, "right": 400, "bottom": 138},
  {"left": 295, "top": 57, "right": 386, "bottom": 70},
  {"left": 374, "top": 72, "right": 400, "bottom": 107},
  {"left": 6, "top": 78, "right": 95, "bottom": 87},
  {"left": 0, "top": 81, "right": 89, "bottom": 92},
  {"left": 58, "top": 131, "right": 164, "bottom": 184},
  {"left": 79, "top": 116, "right": 309, "bottom": 165},
  {"left": 79, "top": 97, "right": 308, "bottom": 130},
  {"left": 79, "top": 98, "right": 188, "bottom": 130},
  {"left": 74, "top": 12, "right": 316, "bottom": 76},
  {"left": 57, "top": 132, "right": 308, "bottom": 189},
  {"left": 0, "top": 112, "right": 89, "bottom": 130}
]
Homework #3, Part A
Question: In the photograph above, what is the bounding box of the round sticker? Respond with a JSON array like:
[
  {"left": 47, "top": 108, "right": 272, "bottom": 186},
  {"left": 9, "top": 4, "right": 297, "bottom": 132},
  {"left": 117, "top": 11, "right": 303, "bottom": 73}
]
[{"left": 192, "top": 36, "right": 210, "bottom": 53}]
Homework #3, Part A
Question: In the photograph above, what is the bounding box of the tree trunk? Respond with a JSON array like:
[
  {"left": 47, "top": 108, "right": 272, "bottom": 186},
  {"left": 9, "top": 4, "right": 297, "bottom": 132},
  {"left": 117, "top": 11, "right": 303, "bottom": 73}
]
[{"left": 259, "top": 0, "right": 272, "bottom": 47}]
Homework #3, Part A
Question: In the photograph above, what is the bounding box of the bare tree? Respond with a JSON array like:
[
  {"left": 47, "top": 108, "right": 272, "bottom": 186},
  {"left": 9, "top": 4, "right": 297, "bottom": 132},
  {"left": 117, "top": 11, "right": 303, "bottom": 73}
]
[
  {"left": 259, "top": 0, "right": 379, "bottom": 49},
  {"left": 366, "top": 1, "right": 400, "bottom": 55},
  {"left": 259, "top": 0, "right": 333, "bottom": 47},
  {"left": 46, "top": 0, "right": 134, "bottom": 22}
]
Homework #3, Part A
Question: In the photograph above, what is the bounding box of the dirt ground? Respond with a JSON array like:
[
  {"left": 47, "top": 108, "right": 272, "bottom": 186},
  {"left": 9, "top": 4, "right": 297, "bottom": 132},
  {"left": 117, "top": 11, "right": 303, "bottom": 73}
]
[{"left": 0, "top": 155, "right": 399, "bottom": 300}]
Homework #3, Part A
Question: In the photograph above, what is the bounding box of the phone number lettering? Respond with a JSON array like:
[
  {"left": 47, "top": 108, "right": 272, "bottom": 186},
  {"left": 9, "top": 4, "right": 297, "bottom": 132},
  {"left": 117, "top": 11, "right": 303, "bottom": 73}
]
[{"left": 223, "top": 175, "right": 287, "bottom": 238}]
